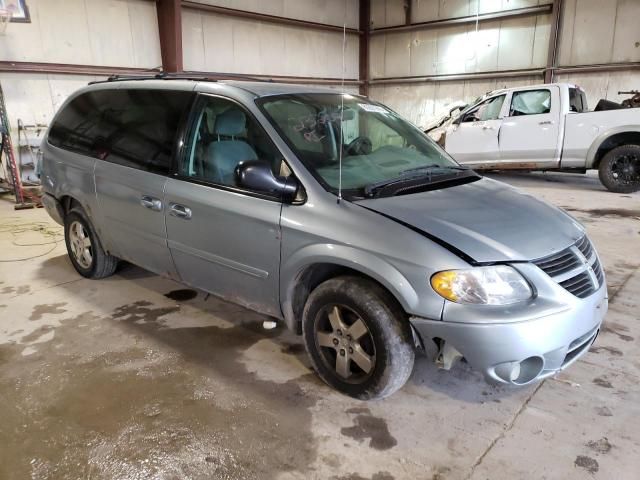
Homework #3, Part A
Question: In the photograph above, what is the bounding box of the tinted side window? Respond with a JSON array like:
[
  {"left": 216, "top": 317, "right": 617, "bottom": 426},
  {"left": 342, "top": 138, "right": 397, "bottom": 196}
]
[
  {"left": 48, "top": 89, "right": 192, "bottom": 174},
  {"left": 509, "top": 89, "right": 551, "bottom": 116}
]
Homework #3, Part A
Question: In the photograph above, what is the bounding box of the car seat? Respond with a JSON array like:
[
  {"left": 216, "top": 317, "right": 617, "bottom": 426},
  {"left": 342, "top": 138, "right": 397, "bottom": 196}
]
[{"left": 207, "top": 108, "right": 258, "bottom": 184}]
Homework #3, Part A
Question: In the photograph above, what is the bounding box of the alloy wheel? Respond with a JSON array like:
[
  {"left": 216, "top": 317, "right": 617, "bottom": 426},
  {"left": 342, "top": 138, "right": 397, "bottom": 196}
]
[
  {"left": 315, "top": 304, "right": 376, "bottom": 383},
  {"left": 69, "top": 220, "right": 93, "bottom": 269},
  {"left": 611, "top": 154, "right": 639, "bottom": 187}
]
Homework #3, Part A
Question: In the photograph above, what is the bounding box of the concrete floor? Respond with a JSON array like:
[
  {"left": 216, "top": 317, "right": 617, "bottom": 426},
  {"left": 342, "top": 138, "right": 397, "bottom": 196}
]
[{"left": 0, "top": 171, "right": 638, "bottom": 480}]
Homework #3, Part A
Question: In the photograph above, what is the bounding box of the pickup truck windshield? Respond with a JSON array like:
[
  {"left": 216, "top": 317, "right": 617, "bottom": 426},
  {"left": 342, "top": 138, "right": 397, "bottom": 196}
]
[{"left": 258, "top": 94, "right": 461, "bottom": 195}]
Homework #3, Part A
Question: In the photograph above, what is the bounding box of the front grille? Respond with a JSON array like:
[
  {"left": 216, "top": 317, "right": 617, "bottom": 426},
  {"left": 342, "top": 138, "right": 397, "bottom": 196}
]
[
  {"left": 560, "top": 271, "right": 595, "bottom": 298},
  {"left": 534, "top": 235, "right": 604, "bottom": 299}
]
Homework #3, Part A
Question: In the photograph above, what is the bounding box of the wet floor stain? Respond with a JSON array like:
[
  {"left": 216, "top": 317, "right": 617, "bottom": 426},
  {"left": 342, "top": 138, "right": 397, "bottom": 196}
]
[
  {"left": 574, "top": 455, "right": 599, "bottom": 474},
  {"left": 334, "top": 472, "right": 395, "bottom": 480},
  {"left": 164, "top": 289, "right": 198, "bottom": 302},
  {"left": 595, "top": 406, "right": 613, "bottom": 417},
  {"left": 1, "top": 285, "right": 30, "bottom": 295},
  {"left": 341, "top": 407, "right": 397, "bottom": 451},
  {"left": 111, "top": 300, "right": 180, "bottom": 324},
  {"left": 592, "top": 377, "right": 613, "bottom": 388},
  {"left": 0, "top": 300, "right": 320, "bottom": 480},
  {"left": 591, "top": 345, "right": 623, "bottom": 356},
  {"left": 280, "top": 342, "right": 306, "bottom": 356},
  {"left": 20, "top": 325, "right": 55, "bottom": 343},
  {"left": 601, "top": 325, "right": 634, "bottom": 342},
  {"left": 586, "top": 437, "right": 612, "bottom": 454},
  {"left": 563, "top": 207, "right": 640, "bottom": 219},
  {"left": 29, "top": 302, "right": 67, "bottom": 321}
]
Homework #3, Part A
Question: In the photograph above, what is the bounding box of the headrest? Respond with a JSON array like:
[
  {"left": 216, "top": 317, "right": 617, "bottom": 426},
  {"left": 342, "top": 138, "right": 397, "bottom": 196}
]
[{"left": 214, "top": 109, "right": 246, "bottom": 136}]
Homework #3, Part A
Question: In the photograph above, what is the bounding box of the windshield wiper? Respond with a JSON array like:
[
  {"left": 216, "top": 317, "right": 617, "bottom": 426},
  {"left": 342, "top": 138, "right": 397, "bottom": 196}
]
[
  {"left": 400, "top": 164, "right": 470, "bottom": 175},
  {"left": 364, "top": 164, "right": 471, "bottom": 197}
]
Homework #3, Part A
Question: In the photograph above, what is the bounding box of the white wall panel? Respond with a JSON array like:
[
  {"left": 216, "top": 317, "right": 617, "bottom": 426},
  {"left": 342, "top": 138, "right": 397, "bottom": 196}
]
[
  {"left": 0, "top": 0, "right": 161, "bottom": 68},
  {"left": 611, "top": 0, "right": 640, "bottom": 63},
  {"left": 184, "top": 11, "right": 359, "bottom": 78},
  {"left": 0, "top": 73, "right": 100, "bottom": 129},
  {"left": 193, "top": 0, "right": 359, "bottom": 29},
  {"left": 556, "top": 70, "right": 640, "bottom": 108},
  {"left": 558, "top": 0, "right": 639, "bottom": 66},
  {"left": 371, "top": 14, "right": 550, "bottom": 78},
  {"left": 411, "top": 0, "right": 543, "bottom": 23}
]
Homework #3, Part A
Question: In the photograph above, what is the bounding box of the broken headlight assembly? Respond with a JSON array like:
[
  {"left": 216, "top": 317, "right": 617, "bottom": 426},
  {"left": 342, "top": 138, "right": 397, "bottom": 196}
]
[{"left": 430, "top": 265, "right": 533, "bottom": 305}]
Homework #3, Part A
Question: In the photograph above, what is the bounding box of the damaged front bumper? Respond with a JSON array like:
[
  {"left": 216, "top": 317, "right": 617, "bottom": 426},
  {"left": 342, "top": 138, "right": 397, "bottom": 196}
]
[{"left": 409, "top": 271, "right": 608, "bottom": 385}]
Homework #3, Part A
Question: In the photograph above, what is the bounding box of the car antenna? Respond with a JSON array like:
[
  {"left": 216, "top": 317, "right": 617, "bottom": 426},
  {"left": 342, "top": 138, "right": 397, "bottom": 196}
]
[{"left": 337, "top": 3, "right": 346, "bottom": 204}]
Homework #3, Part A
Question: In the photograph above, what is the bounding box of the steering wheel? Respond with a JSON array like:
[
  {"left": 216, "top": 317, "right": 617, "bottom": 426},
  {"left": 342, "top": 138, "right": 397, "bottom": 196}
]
[{"left": 345, "top": 136, "right": 373, "bottom": 156}]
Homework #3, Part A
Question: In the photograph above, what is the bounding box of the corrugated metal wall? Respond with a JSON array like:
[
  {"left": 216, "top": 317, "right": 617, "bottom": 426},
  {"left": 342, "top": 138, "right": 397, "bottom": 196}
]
[
  {"left": 368, "top": 0, "right": 640, "bottom": 128},
  {"left": 0, "top": 0, "right": 161, "bottom": 126},
  {"left": 181, "top": 10, "right": 359, "bottom": 79}
]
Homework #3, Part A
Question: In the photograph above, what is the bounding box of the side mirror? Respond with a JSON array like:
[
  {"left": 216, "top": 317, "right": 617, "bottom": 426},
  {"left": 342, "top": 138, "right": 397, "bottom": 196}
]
[{"left": 235, "top": 160, "right": 299, "bottom": 202}]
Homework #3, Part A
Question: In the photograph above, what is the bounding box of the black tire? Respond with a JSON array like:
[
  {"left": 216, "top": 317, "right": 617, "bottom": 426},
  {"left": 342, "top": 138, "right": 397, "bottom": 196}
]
[
  {"left": 302, "top": 276, "right": 415, "bottom": 400},
  {"left": 598, "top": 144, "right": 640, "bottom": 193},
  {"left": 64, "top": 208, "right": 118, "bottom": 279}
]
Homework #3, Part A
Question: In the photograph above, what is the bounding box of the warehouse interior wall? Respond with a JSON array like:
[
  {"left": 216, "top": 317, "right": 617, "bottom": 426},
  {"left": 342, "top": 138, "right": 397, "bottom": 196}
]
[
  {"left": 0, "top": 0, "right": 360, "bottom": 131},
  {"left": 0, "top": 0, "right": 161, "bottom": 127},
  {"left": 0, "top": 0, "right": 637, "bottom": 140},
  {"left": 368, "top": 0, "right": 640, "bottom": 128}
]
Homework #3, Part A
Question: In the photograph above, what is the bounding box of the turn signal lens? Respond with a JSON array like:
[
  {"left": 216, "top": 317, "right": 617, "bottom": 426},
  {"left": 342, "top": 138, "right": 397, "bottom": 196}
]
[{"left": 431, "top": 266, "right": 532, "bottom": 305}]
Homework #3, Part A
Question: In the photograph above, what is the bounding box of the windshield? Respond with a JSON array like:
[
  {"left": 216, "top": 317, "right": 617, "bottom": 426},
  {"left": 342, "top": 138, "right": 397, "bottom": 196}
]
[{"left": 257, "top": 94, "right": 461, "bottom": 196}]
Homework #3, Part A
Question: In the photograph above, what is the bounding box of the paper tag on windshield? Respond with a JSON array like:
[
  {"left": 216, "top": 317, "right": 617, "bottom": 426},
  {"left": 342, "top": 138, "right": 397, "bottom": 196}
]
[{"left": 358, "top": 103, "right": 387, "bottom": 113}]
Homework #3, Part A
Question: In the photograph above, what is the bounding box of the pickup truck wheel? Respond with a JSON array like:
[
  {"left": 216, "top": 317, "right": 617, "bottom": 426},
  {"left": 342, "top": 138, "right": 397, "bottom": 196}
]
[
  {"left": 64, "top": 209, "right": 118, "bottom": 279},
  {"left": 598, "top": 145, "right": 640, "bottom": 193},
  {"left": 302, "top": 276, "right": 415, "bottom": 400}
]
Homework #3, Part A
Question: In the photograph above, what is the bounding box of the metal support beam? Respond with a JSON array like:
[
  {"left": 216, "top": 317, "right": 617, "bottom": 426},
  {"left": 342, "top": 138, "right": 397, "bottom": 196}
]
[
  {"left": 157, "top": 0, "right": 183, "bottom": 73},
  {"left": 544, "top": 0, "right": 562, "bottom": 83},
  {"left": 185, "top": 70, "right": 361, "bottom": 86},
  {"left": 404, "top": 0, "right": 412, "bottom": 25},
  {"left": 182, "top": 1, "right": 361, "bottom": 35},
  {"left": 0, "top": 61, "right": 158, "bottom": 76},
  {"left": 370, "top": 4, "right": 553, "bottom": 35},
  {"left": 359, "top": 0, "right": 370, "bottom": 96},
  {"left": 552, "top": 62, "right": 640, "bottom": 74},
  {"left": 370, "top": 68, "right": 544, "bottom": 85}
]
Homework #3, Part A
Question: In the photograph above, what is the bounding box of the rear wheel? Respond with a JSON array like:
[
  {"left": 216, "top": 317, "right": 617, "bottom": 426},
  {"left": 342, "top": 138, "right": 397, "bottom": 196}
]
[
  {"left": 64, "top": 209, "right": 118, "bottom": 279},
  {"left": 598, "top": 145, "right": 640, "bottom": 193},
  {"left": 302, "top": 276, "right": 415, "bottom": 400}
]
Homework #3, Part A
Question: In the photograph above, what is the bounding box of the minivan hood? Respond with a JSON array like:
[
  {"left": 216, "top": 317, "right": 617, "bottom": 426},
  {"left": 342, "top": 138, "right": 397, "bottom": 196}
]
[{"left": 355, "top": 177, "right": 584, "bottom": 263}]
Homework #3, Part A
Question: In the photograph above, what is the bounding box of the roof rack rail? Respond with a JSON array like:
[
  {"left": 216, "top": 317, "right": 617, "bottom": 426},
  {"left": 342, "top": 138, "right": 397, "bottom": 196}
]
[{"left": 88, "top": 71, "right": 271, "bottom": 85}]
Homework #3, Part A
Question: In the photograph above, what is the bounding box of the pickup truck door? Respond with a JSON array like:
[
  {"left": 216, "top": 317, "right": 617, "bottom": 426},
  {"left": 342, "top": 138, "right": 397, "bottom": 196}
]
[
  {"left": 164, "top": 94, "right": 283, "bottom": 316},
  {"left": 445, "top": 94, "right": 506, "bottom": 166},
  {"left": 498, "top": 87, "right": 561, "bottom": 168}
]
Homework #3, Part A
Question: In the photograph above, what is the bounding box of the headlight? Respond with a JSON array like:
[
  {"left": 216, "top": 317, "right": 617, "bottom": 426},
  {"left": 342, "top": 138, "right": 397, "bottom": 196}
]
[{"left": 431, "top": 265, "right": 532, "bottom": 305}]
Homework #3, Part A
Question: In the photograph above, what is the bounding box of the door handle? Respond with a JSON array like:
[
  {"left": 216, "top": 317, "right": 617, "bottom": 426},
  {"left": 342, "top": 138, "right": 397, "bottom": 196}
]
[
  {"left": 140, "top": 195, "right": 162, "bottom": 211},
  {"left": 539, "top": 120, "right": 554, "bottom": 125},
  {"left": 482, "top": 125, "right": 495, "bottom": 130},
  {"left": 169, "top": 203, "right": 192, "bottom": 220}
]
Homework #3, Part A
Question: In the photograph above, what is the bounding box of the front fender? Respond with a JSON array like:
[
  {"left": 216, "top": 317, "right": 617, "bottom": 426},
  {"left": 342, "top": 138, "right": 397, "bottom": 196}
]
[{"left": 280, "top": 243, "right": 420, "bottom": 332}]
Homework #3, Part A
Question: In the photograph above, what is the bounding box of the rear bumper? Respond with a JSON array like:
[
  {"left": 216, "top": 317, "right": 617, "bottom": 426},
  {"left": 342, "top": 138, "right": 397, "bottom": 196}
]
[
  {"left": 42, "top": 192, "right": 64, "bottom": 225},
  {"left": 410, "top": 284, "right": 608, "bottom": 385}
]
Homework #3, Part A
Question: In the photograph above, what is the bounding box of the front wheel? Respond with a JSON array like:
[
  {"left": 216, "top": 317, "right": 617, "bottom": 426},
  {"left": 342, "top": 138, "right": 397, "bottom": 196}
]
[
  {"left": 302, "top": 276, "right": 415, "bottom": 400},
  {"left": 598, "top": 145, "right": 640, "bottom": 193}
]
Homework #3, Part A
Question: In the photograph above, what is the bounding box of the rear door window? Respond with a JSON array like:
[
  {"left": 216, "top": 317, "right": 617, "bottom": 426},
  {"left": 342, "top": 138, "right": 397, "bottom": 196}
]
[
  {"left": 569, "top": 87, "right": 588, "bottom": 112},
  {"left": 48, "top": 89, "right": 192, "bottom": 174},
  {"left": 509, "top": 89, "right": 551, "bottom": 116}
]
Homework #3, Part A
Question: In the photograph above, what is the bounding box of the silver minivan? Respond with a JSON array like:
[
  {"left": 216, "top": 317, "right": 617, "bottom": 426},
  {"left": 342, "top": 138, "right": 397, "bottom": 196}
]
[{"left": 41, "top": 77, "right": 607, "bottom": 399}]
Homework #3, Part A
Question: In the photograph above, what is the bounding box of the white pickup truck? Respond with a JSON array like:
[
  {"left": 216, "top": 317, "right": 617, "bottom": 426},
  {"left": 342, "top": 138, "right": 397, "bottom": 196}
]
[{"left": 433, "top": 83, "right": 640, "bottom": 193}]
